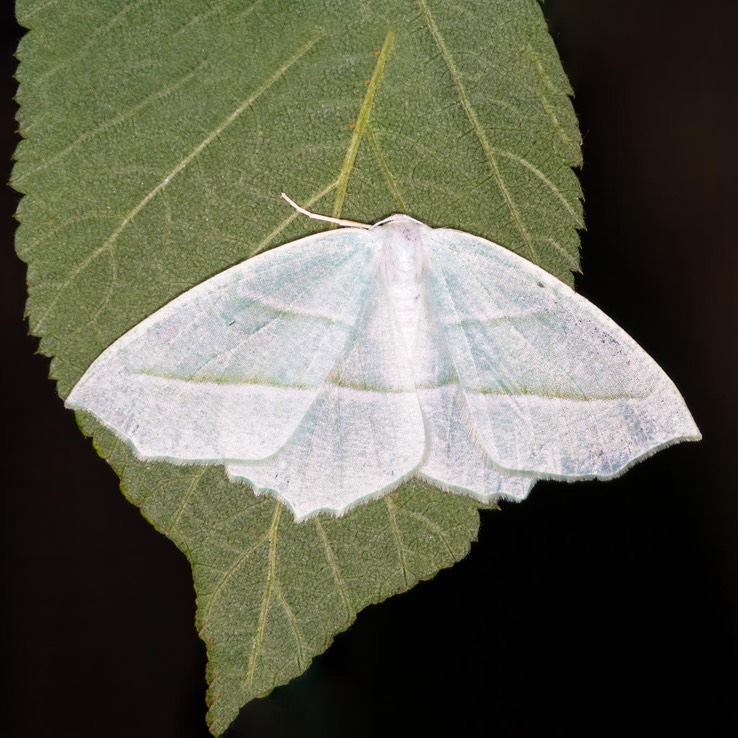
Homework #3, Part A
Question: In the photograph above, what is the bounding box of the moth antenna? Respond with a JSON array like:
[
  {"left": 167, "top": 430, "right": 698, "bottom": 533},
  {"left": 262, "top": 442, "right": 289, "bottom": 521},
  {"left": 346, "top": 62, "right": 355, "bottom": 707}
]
[{"left": 280, "top": 192, "right": 372, "bottom": 230}]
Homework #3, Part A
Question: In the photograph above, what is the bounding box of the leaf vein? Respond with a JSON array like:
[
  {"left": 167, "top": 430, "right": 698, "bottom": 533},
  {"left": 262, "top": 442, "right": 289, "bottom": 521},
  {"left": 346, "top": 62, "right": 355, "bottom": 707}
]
[
  {"left": 366, "top": 125, "right": 408, "bottom": 211},
  {"left": 385, "top": 497, "right": 409, "bottom": 588},
  {"left": 167, "top": 467, "right": 208, "bottom": 534},
  {"left": 244, "top": 504, "right": 282, "bottom": 689},
  {"left": 34, "top": 32, "right": 324, "bottom": 332},
  {"left": 16, "top": 0, "right": 62, "bottom": 24},
  {"left": 16, "top": 64, "right": 204, "bottom": 184},
  {"left": 495, "top": 148, "right": 582, "bottom": 227},
  {"left": 314, "top": 518, "right": 353, "bottom": 621},
  {"left": 36, "top": 0, "right": 151, "bottom": 85},
  {"left": 540, "top": 235, "right": 580, "bottom": 270},
  {"left": 200, "top": 530, "right": 271, "bottom": 626},
  {"left": 417, "top": 0, "right": 538, "bottom": 261},
  {"left": 398, "top": 507, "right": 455, "bottom": 559},
  {"left": 333, "top": 28, "right": 396, "bottom": 219},
  {"left": 274, "top": 583, "right": 306, "bottom": 670},
  {"left": 525, "top": 44, "right": 581, "bottom": 164}
]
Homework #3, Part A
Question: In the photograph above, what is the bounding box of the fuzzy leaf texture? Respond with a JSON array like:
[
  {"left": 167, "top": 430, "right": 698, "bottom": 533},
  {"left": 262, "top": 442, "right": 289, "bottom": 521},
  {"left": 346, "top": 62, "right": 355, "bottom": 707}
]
[{"left": 13, "top": 0, "right": 582, "bottom": 733}]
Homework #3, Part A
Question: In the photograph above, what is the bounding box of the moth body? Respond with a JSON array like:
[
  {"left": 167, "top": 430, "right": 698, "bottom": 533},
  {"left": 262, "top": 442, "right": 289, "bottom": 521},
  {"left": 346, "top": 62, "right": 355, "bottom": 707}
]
[{"left": 377, "top": 215, "right": 428, "bottom": 356}]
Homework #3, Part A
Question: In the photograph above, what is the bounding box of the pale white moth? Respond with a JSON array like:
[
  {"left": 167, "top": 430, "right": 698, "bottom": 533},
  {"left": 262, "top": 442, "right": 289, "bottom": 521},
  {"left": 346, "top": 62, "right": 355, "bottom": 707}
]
[{"left": 66, "top": 195, "right": 701, "bottom": 521}]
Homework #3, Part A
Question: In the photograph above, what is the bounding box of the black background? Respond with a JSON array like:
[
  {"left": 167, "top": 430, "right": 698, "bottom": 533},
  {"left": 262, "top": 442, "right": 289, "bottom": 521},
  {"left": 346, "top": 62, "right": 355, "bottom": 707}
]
[{"left": 2, "top": 2, "right": 736, "bottom": 736}]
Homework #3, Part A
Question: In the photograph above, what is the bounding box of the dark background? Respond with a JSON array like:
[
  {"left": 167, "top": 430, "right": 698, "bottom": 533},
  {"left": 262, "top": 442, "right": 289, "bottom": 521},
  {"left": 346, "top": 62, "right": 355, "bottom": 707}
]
[{"left": 2, "top": 1, "right": 736, "bottom": 736}]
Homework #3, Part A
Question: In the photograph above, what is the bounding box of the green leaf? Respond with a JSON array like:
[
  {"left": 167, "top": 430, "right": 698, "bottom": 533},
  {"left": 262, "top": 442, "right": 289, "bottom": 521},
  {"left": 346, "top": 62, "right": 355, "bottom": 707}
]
[{"left": 13, "top": 0, "right": 582, "bottom": 733}]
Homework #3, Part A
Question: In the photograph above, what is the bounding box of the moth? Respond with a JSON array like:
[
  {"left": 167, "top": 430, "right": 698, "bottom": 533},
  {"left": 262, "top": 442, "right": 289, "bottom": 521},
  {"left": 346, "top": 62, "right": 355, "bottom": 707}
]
[{"left": 66, "top": 195, "right": 700, "bottom": 521}]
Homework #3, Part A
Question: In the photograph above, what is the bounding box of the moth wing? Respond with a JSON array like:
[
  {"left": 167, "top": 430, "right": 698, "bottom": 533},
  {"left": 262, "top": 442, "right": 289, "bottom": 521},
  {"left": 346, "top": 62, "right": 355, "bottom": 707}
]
[
  {"left": 66, "top": 228, "right": 381, "bottom": 462},
  {"left": 424, "top": 229, "right": 700, "bottom": 479},
  {"left": 228, "top": 262, "right": 425, "bottom": 521}
]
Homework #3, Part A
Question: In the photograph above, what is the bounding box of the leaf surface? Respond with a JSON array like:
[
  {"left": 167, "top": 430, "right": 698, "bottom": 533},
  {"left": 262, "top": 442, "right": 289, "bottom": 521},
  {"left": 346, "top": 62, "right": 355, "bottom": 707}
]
[{"left": 13, "top": 0, "right": 582, "bottom": 732}]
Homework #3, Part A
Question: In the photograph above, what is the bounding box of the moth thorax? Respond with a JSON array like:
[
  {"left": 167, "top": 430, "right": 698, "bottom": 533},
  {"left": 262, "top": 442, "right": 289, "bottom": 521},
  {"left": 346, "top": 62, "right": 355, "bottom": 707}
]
[{"left": 380, "top": 222, "right": 425, "bottom": 355}]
